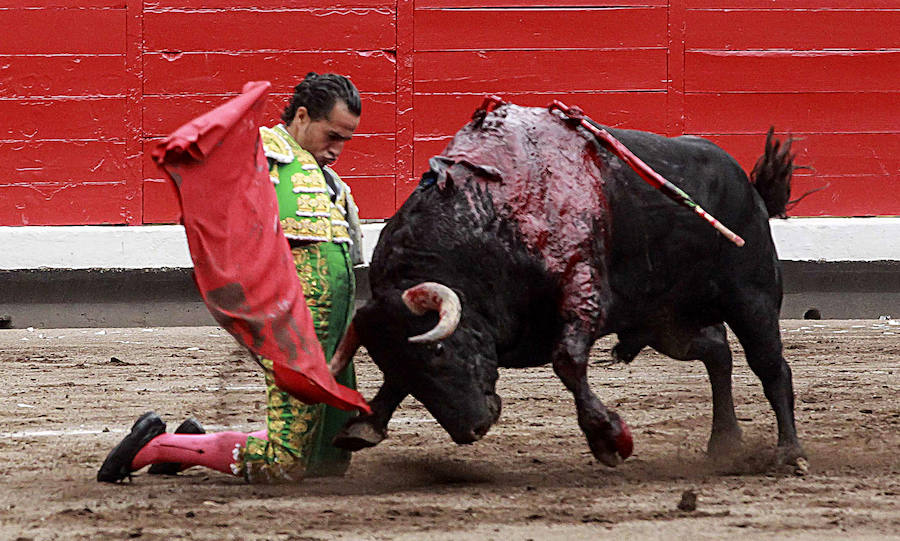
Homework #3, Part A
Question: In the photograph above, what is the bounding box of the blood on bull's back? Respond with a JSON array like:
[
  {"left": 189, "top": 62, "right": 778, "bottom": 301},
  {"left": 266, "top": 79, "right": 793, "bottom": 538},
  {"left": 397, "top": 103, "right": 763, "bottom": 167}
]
[{"left": 434, "top": 104, "right": 615, "bottom": 328}]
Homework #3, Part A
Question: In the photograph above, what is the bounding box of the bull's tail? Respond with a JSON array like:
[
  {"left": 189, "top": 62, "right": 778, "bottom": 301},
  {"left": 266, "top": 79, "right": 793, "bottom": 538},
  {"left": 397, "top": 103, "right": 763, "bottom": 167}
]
[{"left": 750, "top": 127, "right": 799, "bottom": 219}]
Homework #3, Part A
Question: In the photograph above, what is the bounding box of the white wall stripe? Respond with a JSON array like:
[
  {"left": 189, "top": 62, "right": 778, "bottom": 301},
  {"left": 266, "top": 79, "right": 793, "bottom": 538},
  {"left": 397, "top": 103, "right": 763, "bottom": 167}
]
[{"left": 769, "top": 218, "right": 900, "bottom": 262}]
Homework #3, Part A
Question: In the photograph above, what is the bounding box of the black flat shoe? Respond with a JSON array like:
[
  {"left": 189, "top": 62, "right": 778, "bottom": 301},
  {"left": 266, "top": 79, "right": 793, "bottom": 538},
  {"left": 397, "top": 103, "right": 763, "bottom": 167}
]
[
  {"left": 147, "top": 417, "right": 205, "bottom": 475},
  {"left": 97, "top": 412, "right": 166, "bottom": 483}
]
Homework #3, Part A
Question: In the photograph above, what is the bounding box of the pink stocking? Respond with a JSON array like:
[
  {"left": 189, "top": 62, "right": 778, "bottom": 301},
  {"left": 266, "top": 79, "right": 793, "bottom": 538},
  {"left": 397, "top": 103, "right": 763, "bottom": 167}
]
[{"left": 132, "top": 432, "right": 250, "bottom": 475}]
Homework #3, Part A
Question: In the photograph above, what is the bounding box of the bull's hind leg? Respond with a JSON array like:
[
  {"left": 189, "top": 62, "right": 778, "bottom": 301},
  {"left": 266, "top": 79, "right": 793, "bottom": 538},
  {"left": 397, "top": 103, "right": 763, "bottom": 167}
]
[
  {"left": 726, "top": 298, "right": 807, "bottom": 471},
  {"left": 552, "top": 323, "right": 632, "bottom": 467},
  {"left": 651, "top": 324, "right": 743, "bottom": 459}
]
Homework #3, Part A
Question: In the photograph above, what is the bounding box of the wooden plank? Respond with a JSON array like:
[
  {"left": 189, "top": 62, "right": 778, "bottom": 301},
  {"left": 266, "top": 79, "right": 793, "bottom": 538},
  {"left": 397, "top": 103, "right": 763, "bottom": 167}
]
[
  {"left": 142, "top": 133, "right": 394, "bottom": 175},
  {"left": 395, "top": 175, "right": 419, "bottom": 211},
  {"left": 123, "top": 0, "right": 144, "bottom": 224},
  {"left": 413, "top": 92, "right": 668, "bottom": 137},
  {"left": 415, "top": 49, "right": 668, "bottom": 93},
  {"left": 686, "top": 50, "right": 900, "bottom": 93},
  {"left": 667, "top": 0, "right": 687, "bottom": 135},
  {"left": 413, "top": 137, "right": 454, "bottom": 178},
  {"left": 143, "top": 9, "right": 395, "bottom": 52},
  {"left": 335, "top": 135, "right": 396, "bottom": 177},
  {"left": 142, "top": 135, "right": 396, "bottom": 220},
  {"left": 414, "top": 7, "right": 667, "bottom": 50},
  {"left": 412, "top": 91, "right": 668, "bottom": 177},
  {"left": 143, "top": 51, "right": 396, "bottom": 94},
  {"left": 417, "top": 0, "right": 666, "bottom": 7},
  {"left": 0, "top": 182, "right": 128, "bottom": 225},
  {"left": 788, "top": 174, "right": 900, "bottom": 216},
  {"left": 142, "top": 93, "right": 395, "bottom": 137},
  {"left": 0, "top": 55, "right": 127, "bottom": 98},
  {"left": 0, "top": 8, "right": 126, "bottom": 54},
  {"left": 148, "top": 0, "right": 391, "bottom": 7},
  {"left": 0, "top": 0, "right": 123, "bottom": 6},
  {"left": 344, "top": 175, "right": 396, "bottom": 219},
  {"left": 707, "top": 133, "right": 900, "bottom": 180},
  {"left": 142, "top": 177, "right": 181, "bottom": 224},
  {"left": 0, "top": 98, "right": 127, "bottom": 140},
  {"left": 687, "top": 0, "right": 895, "bottom": 9},
  {"left": 395, "top": 0, "right": 416, "bottom": 207},
  {"left": 0, "top": 140, "right": 125, "bottom": 184},
  {"left": 701, "top": 132, "right": 900, "bottom": 216},
  {"left": 143, "top": 96, "right": 276, "bottom": 137},
  {"left": 687, "top": 9, "right": 900, "bottom": 50},
  {"left": 142, "top": 140, "right": 168, "bottom": 182},
  {"left": 683, "top": 92, "right": 900, "bottom": 134}
]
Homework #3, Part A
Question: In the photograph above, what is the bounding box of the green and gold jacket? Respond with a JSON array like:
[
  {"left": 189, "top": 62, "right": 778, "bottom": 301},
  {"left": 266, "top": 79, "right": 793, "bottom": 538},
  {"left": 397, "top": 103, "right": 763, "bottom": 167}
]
[{"left": 259, "top": 124, "right": 362, "bottom": 262}]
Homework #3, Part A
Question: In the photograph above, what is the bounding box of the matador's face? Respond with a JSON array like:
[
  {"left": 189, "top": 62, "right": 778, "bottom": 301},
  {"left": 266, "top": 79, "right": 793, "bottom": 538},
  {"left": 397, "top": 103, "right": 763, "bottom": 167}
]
[{"left": 288, "top": 100, "right": 359, "bottom": 168}]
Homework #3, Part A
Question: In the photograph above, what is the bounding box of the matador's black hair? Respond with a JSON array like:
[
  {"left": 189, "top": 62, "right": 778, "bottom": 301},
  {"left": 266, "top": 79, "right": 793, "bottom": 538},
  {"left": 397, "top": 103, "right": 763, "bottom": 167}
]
[{"left": 281, "top": 72, "right": 361, "bottom": 125}]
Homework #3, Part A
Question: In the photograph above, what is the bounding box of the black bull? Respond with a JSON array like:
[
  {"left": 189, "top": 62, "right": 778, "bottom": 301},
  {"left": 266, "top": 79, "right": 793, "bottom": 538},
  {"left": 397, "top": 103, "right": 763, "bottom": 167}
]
[{"left": 332, "top": 103, "right": 806, "bottom": 470}]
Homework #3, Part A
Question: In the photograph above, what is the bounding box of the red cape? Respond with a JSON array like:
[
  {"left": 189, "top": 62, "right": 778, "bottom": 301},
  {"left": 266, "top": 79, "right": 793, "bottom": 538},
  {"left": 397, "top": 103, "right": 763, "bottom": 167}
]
[{"left": 151, "top": 81, "right": 370, "bottom": 414}]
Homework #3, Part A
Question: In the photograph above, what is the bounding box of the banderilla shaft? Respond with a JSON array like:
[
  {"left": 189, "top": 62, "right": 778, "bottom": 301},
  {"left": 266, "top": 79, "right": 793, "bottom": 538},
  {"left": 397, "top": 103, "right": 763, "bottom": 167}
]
[{"left": 548, "top": 100, "right": 745, "bottom": 248}]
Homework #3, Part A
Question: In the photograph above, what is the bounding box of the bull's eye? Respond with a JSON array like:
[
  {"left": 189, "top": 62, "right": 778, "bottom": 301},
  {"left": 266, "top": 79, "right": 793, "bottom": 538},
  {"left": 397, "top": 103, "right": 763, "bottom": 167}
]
[{"left": 432, "top": 342, "right": 445, "bottom": 356}]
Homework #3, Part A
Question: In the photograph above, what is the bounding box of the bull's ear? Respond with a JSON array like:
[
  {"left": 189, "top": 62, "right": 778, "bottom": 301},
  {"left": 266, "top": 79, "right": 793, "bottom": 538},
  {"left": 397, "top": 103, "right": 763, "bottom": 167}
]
[
  {"left": 426, "top": 156, "right": 452, "bottom": 190},
  {"left": 439, "top": 169, "right": 455, "bottom": 191},
  {"left": 465, "top": 161, "right": 503, "bottom": 183},
  {"left": 419, "top": 166, "right": 455, "bottom": 191}
]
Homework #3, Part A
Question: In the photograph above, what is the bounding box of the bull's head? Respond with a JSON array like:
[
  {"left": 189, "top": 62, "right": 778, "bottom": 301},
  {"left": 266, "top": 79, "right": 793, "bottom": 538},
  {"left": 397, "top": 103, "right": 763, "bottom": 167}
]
[
  {"left": 337, "top": 281, "right": 502, "bottom": 445},
  {"left": 331, "top": 120, "right": 544, "bottom": 449}
]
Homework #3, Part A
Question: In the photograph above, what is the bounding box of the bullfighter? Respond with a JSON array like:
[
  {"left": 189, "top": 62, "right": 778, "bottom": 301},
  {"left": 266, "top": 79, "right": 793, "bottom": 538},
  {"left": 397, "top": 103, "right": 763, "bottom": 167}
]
[{"left": 98, "top": 73, "right": 365, "bottom": 483}]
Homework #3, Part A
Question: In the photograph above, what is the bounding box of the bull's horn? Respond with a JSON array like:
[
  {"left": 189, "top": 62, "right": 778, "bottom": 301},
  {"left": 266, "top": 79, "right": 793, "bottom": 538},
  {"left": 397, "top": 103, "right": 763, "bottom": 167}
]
[
  {"left": 329, "top": 321, "right": 360, "bottom": 377},
  {"left": 402, "top": 282, "right": 461, "bottom": 343}
]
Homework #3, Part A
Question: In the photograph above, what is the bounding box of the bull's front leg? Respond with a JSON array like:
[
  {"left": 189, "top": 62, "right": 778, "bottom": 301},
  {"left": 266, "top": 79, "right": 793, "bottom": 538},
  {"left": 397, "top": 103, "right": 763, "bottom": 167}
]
[
  {"left": 552, "top": 323, "right": 633, "bottom": 467},
  {"left": 332, "top": 379, "right": 408, "bottom": 451}
]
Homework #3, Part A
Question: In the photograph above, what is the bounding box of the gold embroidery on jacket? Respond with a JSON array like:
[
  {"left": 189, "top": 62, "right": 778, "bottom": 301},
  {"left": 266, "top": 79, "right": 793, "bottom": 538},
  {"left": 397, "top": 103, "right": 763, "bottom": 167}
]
[{"left": 261, "top": 124, "right": 356, "bottom": 244}]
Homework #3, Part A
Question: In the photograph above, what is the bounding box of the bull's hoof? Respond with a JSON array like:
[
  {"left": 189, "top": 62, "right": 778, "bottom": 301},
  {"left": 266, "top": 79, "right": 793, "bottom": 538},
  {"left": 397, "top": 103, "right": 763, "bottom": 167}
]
[
  {"left": 706, "top": 429, "right": 744, "bottom": 462},
  {"left": 332, "top": 418, "right": 386, "bottom": 451},
  {"left": 592, "top": 448, "right": 623, "bottom": 468},
  {"left": 586, "top": 420, "right": 632, "bottom": 467},
  {"left": 790, "top": 457, "right": 810, "bottom": 476},
  {"left": 581, "top": 410, "right": 632, "bottom": 467},
  {"left": 775, "top": 444, "right": 809, "bottom": 476}
]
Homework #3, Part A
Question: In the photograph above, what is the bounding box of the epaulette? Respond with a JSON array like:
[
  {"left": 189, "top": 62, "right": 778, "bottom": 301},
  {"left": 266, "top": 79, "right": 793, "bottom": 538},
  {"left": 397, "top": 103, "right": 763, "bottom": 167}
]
[{"left": 259, "top": 126, "right": 294, "bottom": 164}]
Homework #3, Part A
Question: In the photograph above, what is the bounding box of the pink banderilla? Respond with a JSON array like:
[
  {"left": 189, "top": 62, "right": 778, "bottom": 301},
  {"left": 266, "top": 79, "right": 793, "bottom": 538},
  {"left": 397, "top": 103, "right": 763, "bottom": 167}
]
[{"left": 547, "top": 99, "right": 745, "bottom": 247}]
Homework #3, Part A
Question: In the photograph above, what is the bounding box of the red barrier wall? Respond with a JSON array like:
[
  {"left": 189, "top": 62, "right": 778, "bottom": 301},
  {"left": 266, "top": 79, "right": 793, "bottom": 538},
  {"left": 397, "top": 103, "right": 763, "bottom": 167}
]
[{"left": 2, "top": 1, "right": 897, "bottom": 225}]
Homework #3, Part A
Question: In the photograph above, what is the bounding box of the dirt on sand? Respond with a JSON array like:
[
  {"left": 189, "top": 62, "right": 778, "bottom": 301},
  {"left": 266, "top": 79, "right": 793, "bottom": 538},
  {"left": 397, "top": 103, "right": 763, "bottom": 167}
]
[{"left": 0, "top": 320, "right": 898, "bottom": 540}]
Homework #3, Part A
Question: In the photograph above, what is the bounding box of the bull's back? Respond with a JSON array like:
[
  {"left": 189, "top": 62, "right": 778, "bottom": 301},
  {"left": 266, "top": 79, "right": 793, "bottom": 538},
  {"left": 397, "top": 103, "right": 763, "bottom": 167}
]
[{"left": 600, "top": 129, "right": 780, "bottom": 330}]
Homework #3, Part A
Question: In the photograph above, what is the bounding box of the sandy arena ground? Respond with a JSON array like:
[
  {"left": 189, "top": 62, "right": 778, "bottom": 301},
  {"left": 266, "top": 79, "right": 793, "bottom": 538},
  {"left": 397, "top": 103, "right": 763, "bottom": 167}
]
[{"left": 0, "top": 320, "right": 898, "bottom": 540}]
